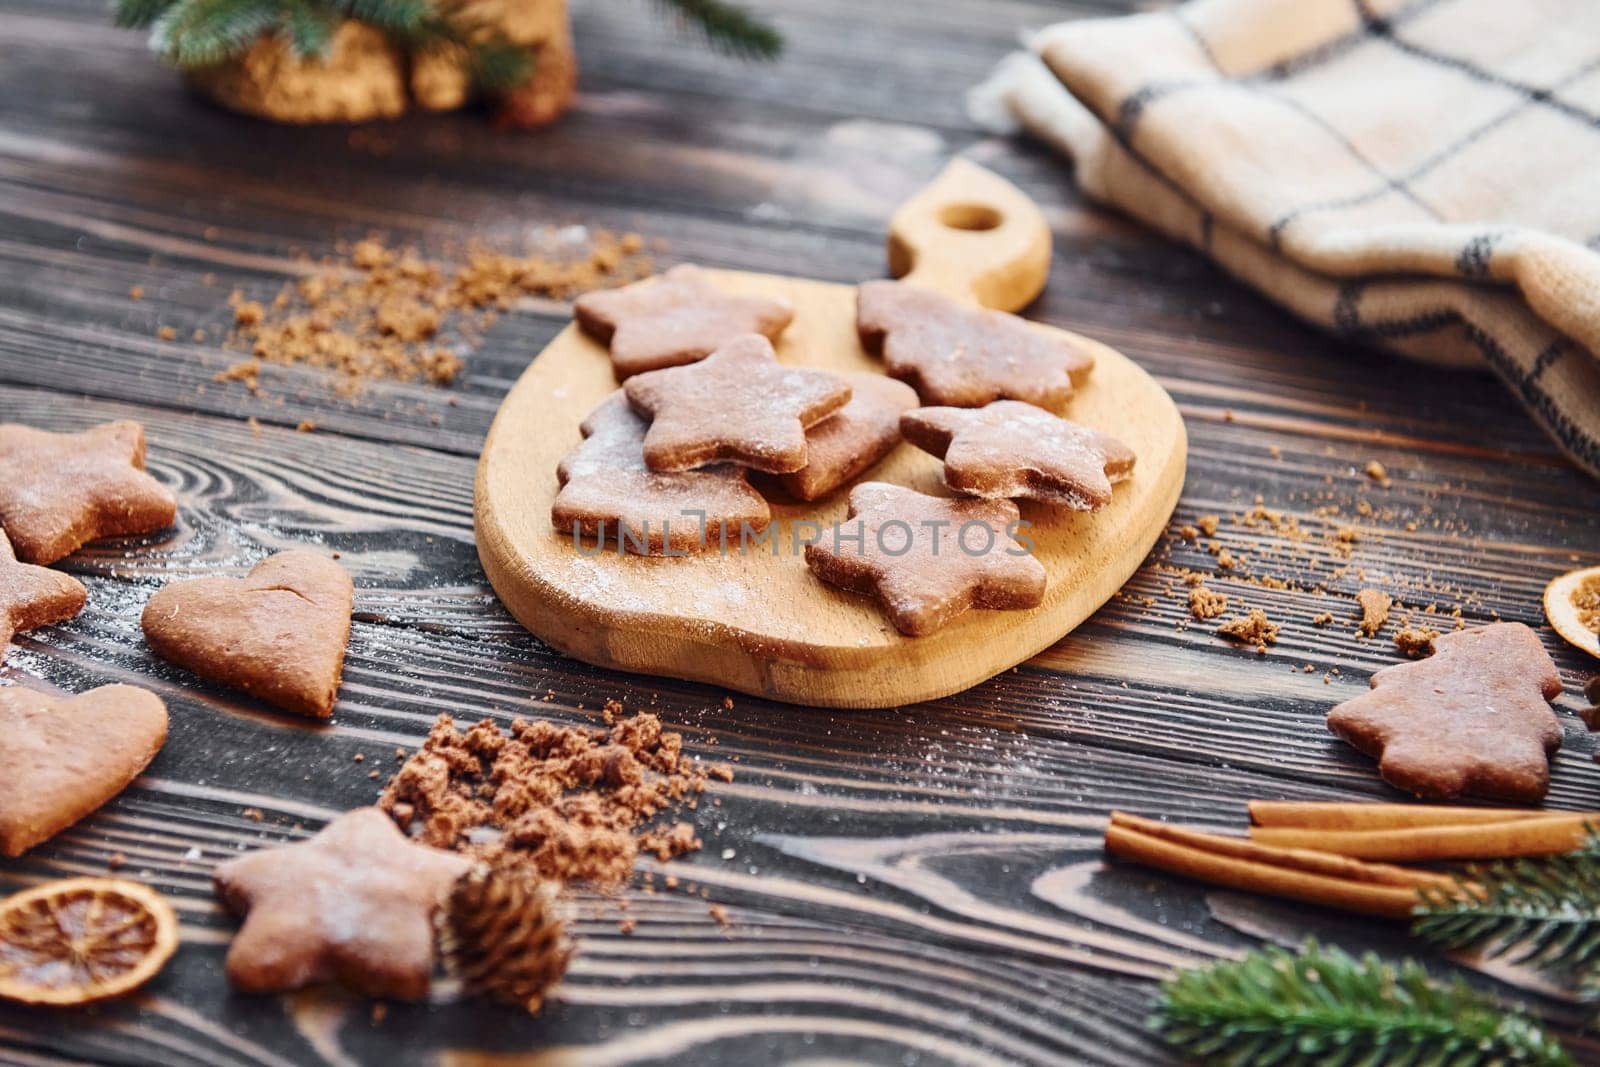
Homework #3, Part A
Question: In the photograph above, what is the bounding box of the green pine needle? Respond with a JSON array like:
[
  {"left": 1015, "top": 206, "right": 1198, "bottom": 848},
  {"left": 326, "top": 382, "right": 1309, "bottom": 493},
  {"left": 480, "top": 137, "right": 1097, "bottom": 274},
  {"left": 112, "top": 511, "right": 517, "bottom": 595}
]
[
  {"left": 1152, "top": 941, "right": 1570, "bottom": 1066},
  {"left": 1414, "top": 836, "right": 1600, "bottom": 982},
  {"left": 151, "top": 0, "right": 283, "bottom": 68},
  {"left": 283, "top": 0, "right": 337, "bottom": 59},
  {"left": 652, "top": 0, "right": 781, "bottom": 60},
  {"left": 340, "top": 0, "right": 432, "bottom": 36},
  {"left": 114, "top": 0, "right": 180, "bottom": 30}
]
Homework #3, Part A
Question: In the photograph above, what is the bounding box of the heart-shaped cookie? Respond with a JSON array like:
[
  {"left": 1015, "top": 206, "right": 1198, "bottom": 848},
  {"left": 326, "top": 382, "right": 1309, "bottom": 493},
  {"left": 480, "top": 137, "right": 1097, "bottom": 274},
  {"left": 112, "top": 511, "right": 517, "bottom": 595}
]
[
  {"left": 141, "top": 551, "right": 353, "bottom": 719},
  {"left": 0, "top": 685, "right": 168, "bottom": 857}
]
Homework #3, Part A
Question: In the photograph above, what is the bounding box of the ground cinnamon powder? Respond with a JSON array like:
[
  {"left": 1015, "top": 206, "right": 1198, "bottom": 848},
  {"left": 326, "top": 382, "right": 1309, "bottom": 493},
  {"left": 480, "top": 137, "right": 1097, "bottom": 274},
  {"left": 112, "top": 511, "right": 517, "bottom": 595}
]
[
  {"left": 379, "top": 702, "right": 726, "bottom": 887},
  {"left": 219, "top": 231, "right": 653, "bottom": 396}
]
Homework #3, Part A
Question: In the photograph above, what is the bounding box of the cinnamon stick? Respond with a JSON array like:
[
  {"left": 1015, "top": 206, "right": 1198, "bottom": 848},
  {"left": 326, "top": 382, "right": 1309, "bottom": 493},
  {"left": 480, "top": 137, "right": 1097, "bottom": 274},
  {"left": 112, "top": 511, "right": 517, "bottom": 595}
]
[
  {"left": 1247, "top": 801, "right": 1562, "bottom": 832},
  {"left": 1104, "top": 822, "right": 1422, "bottom": 919},
  {"left": 1249, "top": 813, "right": 1597, "bottom": 861},
  {"left": 1109, "top": 812, "right": 1459, "bottom": 890}
]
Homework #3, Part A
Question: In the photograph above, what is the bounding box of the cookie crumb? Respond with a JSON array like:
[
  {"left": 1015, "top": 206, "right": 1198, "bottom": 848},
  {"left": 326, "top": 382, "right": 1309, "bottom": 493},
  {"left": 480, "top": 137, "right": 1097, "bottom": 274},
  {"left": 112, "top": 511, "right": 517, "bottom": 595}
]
[
  {"left": 128, "top": 285, "right": 144, "bottom": 301},
  {"left": 708, "top": 903, "right": 730, "bottom": 929},
  {"left": 1364, "top": 460, "right": 1392, "bottom": 488},
  {"left": 296, "top": 420, "right": 315, "bottom": 433},
  {"left": 1187, "top": 586, "right": 1229, "bottom": 621},
  {"left": 216, "top": 360, "right": 262, "bottom": 394},
  {"left": 241, "top": 807, "right": 264, "bottom": 822},
  {"left": 1393, "top": 625, "right": 1439, "bottom": 658},
  {"left": 1356, "top": 588, "right": 1392, "bottom": 637},
  {"left": 157, "top": 325, "right": 177, "bottom": 341},
  {"left": 1197, "top": 515, "right": 1219, "bottom": 537},
  {"left": 1312, "top": 612, "right": 1334, "bottom": 626},
  {"left": 1217, "top": 609, "right": 1279, "bottom": 653},
  {"left": 380, "top": 709, "right": 724, "bottom": 887},
  {"left": 219, "top": 233, "right": 652, "bottom": 399}
]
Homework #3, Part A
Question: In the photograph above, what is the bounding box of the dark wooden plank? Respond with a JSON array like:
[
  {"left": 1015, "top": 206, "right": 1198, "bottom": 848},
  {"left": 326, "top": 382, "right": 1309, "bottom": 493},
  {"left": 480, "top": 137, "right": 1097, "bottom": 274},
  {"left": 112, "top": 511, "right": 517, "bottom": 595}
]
[{"left": 0, "top": 373, "right": 1594, "bottom": 1063}]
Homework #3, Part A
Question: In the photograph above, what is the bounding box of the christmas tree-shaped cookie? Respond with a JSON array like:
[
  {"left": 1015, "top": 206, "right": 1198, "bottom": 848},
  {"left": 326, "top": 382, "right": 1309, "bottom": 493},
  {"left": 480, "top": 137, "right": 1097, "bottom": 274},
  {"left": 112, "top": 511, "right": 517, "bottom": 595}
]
[{"left": 1327, "top": 623, "right": 1563, "bottom": 802}]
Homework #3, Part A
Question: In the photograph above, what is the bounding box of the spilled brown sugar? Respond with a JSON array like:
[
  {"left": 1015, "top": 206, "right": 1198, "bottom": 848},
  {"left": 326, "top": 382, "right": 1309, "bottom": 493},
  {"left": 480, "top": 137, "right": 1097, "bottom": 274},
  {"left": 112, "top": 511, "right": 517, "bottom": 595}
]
[
  {"left": 379, "top": 703, "right": 727, "bottom": 888},
  {"left": 218, "top": 232, "right": 653, "bottom": 397}
]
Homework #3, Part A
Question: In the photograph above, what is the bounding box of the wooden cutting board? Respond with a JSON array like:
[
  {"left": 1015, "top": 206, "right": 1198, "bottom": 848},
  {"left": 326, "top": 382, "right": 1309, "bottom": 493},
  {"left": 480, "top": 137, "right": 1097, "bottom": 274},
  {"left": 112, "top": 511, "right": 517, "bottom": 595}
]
[{"left": 476, "top": 160, "right": 1187, "bottom": 707}]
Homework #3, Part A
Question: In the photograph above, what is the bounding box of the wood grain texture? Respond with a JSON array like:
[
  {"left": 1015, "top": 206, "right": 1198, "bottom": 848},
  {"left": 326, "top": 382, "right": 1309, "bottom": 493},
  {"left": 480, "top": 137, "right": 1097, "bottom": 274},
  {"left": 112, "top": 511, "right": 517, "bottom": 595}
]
[
  {"left": 477, "top": 165, "right": 1185, "bottom": 706},
  {"left": 0, "top": 0, "right": 1598, "bottom": 1063}
]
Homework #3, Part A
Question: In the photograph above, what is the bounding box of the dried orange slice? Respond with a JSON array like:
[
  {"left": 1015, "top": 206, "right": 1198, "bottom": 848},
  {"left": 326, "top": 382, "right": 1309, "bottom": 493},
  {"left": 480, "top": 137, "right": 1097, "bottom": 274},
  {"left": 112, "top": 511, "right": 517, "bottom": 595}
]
[
  {"left": 1545, "top": 565, "right": 1600, "bottom": 661},
  {"left": 0, "top": 877, "right": 178, "bottom": 1006}
]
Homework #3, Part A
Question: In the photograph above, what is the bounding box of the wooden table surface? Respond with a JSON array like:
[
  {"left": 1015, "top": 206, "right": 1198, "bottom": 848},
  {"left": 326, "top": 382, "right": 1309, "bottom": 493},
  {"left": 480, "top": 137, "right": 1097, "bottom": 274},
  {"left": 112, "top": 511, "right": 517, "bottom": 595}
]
[{"left": 2, "top": 1, "right": 1599, "bottom": 1064}]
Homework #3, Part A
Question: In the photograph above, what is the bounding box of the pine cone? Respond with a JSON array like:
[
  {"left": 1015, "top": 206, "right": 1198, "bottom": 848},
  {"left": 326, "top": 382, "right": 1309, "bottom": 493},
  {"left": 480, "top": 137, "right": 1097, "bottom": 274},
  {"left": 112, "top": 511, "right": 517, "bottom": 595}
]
[{"left": 437, "top": 862, "right": 573, "bottom": 1012}]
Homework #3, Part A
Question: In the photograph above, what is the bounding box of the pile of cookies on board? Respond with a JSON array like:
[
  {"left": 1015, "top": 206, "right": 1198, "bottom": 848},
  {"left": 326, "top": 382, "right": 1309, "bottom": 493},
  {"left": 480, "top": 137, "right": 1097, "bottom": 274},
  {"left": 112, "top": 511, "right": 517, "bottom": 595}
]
[
  {"left": 0, "top": 421, "right": 401, "bottom": 1005},
  {"left": 556, "top": 264, "right": 1136, "bottom": 636}
]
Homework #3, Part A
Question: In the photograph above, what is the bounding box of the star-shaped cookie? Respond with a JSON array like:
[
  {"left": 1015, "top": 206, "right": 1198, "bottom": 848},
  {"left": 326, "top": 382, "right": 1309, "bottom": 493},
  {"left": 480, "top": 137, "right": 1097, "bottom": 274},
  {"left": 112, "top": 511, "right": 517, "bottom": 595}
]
[
  {"left": 553, "top": 392, "right": 771, "bottom": 554},
  {"left": 857, "top": 280, "right": 1093, "bottom": 413},
  {"left": 1327, "top": 622, "right": 1563, "bottom": 803},
  {"left": 213, "top": 806, "right": 470, "bottom": 999},
  {"left": 0, "top": 420, "right": 177, "bottom": 565},
  {"left": 900, "top": 401, "right": 1136, "bottom": 510},
  {"left": 759, "top": 372, "right": 919, "bottom": 502},
  {"left": 0, "top": 530, "right": 86, "bottom": 652},
  {"left": 574, "top": 264, "right": 796, "bottom": 379},
  {"left": 804, "top": 482, "right": 1047, "bottom": 636},
  {"left": 624, "top": 334, "right": 853, "bottom": 473}
]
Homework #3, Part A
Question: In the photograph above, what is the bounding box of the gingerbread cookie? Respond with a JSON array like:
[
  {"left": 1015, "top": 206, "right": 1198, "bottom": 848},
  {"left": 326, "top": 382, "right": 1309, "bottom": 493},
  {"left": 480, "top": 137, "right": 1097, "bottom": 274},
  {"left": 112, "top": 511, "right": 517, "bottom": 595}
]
[
  {"left": 574, "top": 264, "right": 795, "bottom": 379},
  {"left": 623, "top": 334, "right": 852, "bottom": 473},
  {"left": 0, "top": 420, "right": 177, "bottom": 565},
  {"left": 1327, "top": 622, "right": 1563, "bottom": 803},
  {"left": 553, "top": 392, "right": 770, "bottom": 553},
  {"left": 0, "top": 685, "right": 167, "bottom": 857},
  {"left": 141, "top": 551, "right": 353, "bottom": 718},
  {"left": 761, "top": 373, "right": 918, "bottom": 501},
  {"left": 0, "top": 530, "right": 86, "bottom": 652},
  {"left": 214, "top": 807, "right": 470, "bottom": 999},
  {"left": 900, "top": 401, "right": 1134, "bottom": 509},
  {"left": 856, "top": 281, "right": 1093, "bottom": 413},
  {"left": 804, "top": 482, "right": 1046, "bottom": 636}
]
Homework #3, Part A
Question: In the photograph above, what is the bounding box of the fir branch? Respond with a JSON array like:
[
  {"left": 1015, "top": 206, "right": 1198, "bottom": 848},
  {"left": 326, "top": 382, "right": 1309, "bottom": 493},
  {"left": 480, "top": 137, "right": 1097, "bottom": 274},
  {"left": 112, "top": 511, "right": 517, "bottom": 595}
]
[
  {"left": 282, "top": 0, "right": 337, "bottom": 59},
  {"left": 652, "top": 0, "right": 781, "bottom": 60},
  {"left": 114, "top": 0, "right": 180, "bottom": 30},
  {"left": 151, "top": 0, "right": 283, "bottom": 68},
  {"left": 1152, "top": 941, "right": 1570, "bottom": 1066},
  {"left": 1414, "top": 836, "right": 1600, "bottom": 982},
  {"left": 339, "top": 0, "right": 433, "bottom": 37}
]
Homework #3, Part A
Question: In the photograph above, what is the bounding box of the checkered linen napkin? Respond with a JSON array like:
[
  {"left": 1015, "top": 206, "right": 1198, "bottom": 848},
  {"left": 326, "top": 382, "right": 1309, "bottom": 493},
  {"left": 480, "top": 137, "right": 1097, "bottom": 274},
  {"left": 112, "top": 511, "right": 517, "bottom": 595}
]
[{"left": 972, "top": 0, "right": 1600, "bottom": 479}]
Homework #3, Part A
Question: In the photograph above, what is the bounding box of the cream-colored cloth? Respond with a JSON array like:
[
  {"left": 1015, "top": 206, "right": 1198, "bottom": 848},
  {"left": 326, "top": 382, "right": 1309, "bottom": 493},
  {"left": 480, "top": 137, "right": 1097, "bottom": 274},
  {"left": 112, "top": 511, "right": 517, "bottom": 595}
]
[{"left": 972, "top": 0, "right": 1600, "bottom": 478}]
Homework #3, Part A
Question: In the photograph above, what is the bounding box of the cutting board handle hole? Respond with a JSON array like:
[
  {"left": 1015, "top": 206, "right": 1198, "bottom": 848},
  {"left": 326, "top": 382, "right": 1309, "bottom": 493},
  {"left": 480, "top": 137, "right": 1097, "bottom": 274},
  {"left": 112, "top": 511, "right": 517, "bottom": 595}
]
[{"left": 939, "top": 203, "right": 1003, "bottom": 231}]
